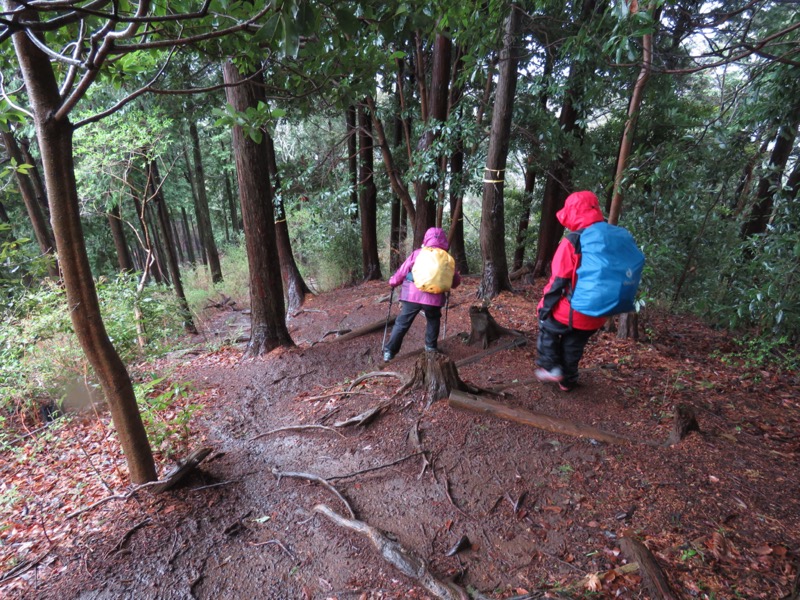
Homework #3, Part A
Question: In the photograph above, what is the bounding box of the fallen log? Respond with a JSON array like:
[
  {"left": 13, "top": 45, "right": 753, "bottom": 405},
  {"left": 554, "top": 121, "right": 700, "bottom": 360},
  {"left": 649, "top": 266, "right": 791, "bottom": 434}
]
[
  {"left": 619, "top": 536, "right": 680, "bottom": 600},
  {"left": 313, "top": 504, "right": 468, "bottom": 600},
  {"left": 448, "top": 391, "right": 639, "bottom": 446},
  {"left": 332, "top": 317, "right": 397, "bottom": 343}
]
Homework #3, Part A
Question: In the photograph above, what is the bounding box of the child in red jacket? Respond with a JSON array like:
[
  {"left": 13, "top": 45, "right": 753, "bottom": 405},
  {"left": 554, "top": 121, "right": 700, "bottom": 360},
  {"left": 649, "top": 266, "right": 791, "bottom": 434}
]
[{"left": 536, "top": 191, "right": 606, "bottom": 391}]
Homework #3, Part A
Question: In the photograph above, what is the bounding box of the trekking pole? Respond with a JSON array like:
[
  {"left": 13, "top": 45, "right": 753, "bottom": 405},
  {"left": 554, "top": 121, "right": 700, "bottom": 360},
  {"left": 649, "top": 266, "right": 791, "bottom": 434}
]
[
  {"left": 443, "top": 292, "right": 450, "bottom": 339},
  {"left": 381, "top": 288, "right": 394, "bottom": 351}
]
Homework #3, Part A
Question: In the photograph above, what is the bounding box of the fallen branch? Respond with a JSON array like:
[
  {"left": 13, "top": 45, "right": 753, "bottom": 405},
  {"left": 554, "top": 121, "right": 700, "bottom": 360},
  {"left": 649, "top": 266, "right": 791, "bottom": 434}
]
[
  {"left": 619, "top": 536, "right": 680, "bottom": 600},
  {"left": 67, "top": 480, "right": 164, "bottom": 519},
  {"left": 0, "top": 543, "right": 58, "bottom": 584},
  {"left": 250, "top": 538, "right": 297, "bottom": 562},
  {"left": 250, "top": 425, "right": 344, "bottom": 441},
  {"left": 332, "top": 317, "right": 397, "bottom": 343},
  {"left": 448, "top": 391, "right": 643, "bottom": 446},
  {"left": 455, "top": 336, "right": 527, "bottom": 368},
  {"left": 314, "top": 504, "right": 468, "bottom": 600},
  {"left": 271, "top": 467, "right": 355, "bottom": 519}
]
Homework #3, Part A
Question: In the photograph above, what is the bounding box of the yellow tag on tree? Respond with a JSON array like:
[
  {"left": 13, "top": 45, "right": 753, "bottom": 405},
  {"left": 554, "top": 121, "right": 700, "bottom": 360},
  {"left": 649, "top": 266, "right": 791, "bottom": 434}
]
[{"left": 411, "top": 247, "right": 455, "bottom": 293}]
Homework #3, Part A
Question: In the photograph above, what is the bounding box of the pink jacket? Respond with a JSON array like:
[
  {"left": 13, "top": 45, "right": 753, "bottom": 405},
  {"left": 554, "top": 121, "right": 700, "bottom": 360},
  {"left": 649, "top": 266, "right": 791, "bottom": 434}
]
[{"left": 389, "top": 228, "right": 461, "bottom": 307}]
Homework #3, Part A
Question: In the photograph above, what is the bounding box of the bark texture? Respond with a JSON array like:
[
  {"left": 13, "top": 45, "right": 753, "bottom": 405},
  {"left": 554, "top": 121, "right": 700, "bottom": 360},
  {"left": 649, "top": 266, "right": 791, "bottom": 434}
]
[
  {"left": 223, "top": 61, "right": 293, "bottom": 356},
  {"left": 189, "top": 121, "right": 223, "bottom": 283},
  {"left": 358, "top": 102, "right": 382, "bottom": 280}
]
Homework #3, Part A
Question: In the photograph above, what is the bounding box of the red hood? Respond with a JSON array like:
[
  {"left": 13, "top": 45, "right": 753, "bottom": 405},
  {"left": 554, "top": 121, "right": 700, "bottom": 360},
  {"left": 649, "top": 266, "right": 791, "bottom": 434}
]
[{"left": 556, "top": 191, "right": 605, "bottom": 231}]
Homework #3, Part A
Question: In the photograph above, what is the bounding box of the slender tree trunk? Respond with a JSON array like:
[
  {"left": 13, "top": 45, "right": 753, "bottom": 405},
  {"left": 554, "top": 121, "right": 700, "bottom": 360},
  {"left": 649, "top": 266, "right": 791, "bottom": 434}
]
[
  {"left": 220, "top": 140, "right": 240, "bottom": 234},
  {"left": 448, "top": 138, "right": 469, "bottom": 274},
  {"left": 358, "top": 102, "right": 382, "bottom": 280},
  {"left": 170, "top": 211, "right": 184, "bottom": 265},
  {"left": 513, "top": 164, "right": 536, "bottom": 271},
  {"left": 188, "top": 121, "right": 223, "bottom": 283},
  {"left": 347, "top": 104, "right": 359, "bottom": 222},
  {"left": 389, "top": 85, "right": 404, "bottom": 271},
  {"left": 1, "top": 128, "right": 59, "bottom": 278},
  {"left": 477, "top": 5, "right": 521, "bottom": 300},
  {"left": 413, "top": 32, "right": 451, "bottom": 248},
  {"left": 9, "top": 7, "right": 156, "bottom": 483},
  {"left": 108, "top": 202, "right": 134, "bottom": 272},
  {"left": 18, "top": 137, "right": 50, "bottom": 218},
  {"left": 148, "top": 161, "right": 196, "bottom": 333},
  {"left": 265, "top": 133, "right": 311, "bottom": 312},
  {"left": 145, "top": 199, "right": 169, "bottom": 284},
  {"left": 223, "top": 61, "right": 293, "bottom": 356},
  {"left": 182, "top": 144, "right": 205, "bottom": 266},
  {"left": 181, "top": 206, "right": 196, "bottom": 264},
  {"left": 741, "top": 114, "right": 800, "bottom": 237},
  {"left": 609, "top": 6, "right": 654, "bottom": 225}
]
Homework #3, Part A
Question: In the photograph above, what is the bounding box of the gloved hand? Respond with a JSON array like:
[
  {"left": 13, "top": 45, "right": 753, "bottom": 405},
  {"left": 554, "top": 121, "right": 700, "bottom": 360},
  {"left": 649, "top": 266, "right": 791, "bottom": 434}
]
[{"left": 537, "top": 307, "right": 549, "bottom": 321}]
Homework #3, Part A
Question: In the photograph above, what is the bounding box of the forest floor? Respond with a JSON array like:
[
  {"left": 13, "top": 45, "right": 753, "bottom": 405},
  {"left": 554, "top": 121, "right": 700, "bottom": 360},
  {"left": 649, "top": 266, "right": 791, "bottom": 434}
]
[{"left": 1, "top": 277, "right": 799, "bottom": 600}]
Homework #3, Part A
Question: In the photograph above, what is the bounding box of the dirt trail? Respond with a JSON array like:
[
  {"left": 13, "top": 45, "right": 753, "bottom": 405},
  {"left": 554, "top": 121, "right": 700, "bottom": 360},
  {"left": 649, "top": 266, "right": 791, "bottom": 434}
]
[{"left": 10, "top": 278, "right": 800, "bottom": 599}]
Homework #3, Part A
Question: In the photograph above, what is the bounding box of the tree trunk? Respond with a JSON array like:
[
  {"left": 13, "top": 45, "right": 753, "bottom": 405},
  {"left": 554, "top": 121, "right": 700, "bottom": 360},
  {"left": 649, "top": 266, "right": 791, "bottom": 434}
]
[
  {"left": 741, "top": 113, "right": 800, "bottom": 237},
  {"left": 358, "top": 102, "right": 382, "bottom": 280},
  {"left": 188, "top": 121, "right": 223, "bottom": 283},
  {"left": 265, "top": 133, "right": 311, "bottom": 312},
  {"left": 148, "top": 161, "right": 196, "bottom": 333},
  {"left": 18, "top": 137, "right": 50, "bottom": 218},
  {"left": 477, "top": 5, "right": 521, "bottom": 300},
  {"left": 220, "top": 140, "right": 240, "bottom": 234},
  {"left": 169, "top": 211, "right": 184, "bottom": 265},
  {"left": 182, "top": 144, "right": 205, "bottom": 265},
  {"left": 107, "top": 202, "right": 134, "bottom": 272},
  {"left": 223, "top": 61, "right": 293, "bottom": 356},
  {"left": 9, "top": 8, "right": 156, "bottom": 483},
  {"left": 389, "top": 91, "right": 404, "bottom": 272},
  {"left": 180, "top": 206, "right": 196, "bottom": 264},
  {"left": 1, "top": 128, "right": 59, "bottom": 278},
  {"left": 412, "top": 32, "right": 451, "bottom": 249},
  {"left": 127, "top": 173, "right": 161, "bottom": 284},
  {"left": 145, "top": 199, "right": 169, "bottom": 284},
  {"left": 347, "top": 104, "right": 359, "bottom": 222},
  {"left": 512, "top": 163, "right": 536, "bottom": 271}
]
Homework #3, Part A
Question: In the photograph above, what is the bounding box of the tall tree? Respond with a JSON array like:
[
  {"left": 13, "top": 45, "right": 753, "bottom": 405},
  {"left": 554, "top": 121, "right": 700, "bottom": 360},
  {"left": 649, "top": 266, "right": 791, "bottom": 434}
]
[
  {"left": 188, "top": 121, "right": 223, "bottom": 283},
  {"left": 222, "top": 61, "right": 293, "bottom": 356},
  {"left": 358, "top": 102, "right": 381, "bottom": 280},
  {"left": 148, "top": 160, "right": 196, "bottom": 333},
  {"left": 477, "top": 4, "right": 522, "bottom": 300},
  {"left": 107, "top": 201, "right": 134, "bottom": 273},
  {"left": 1, "top": 127, "right": 59, "bottom": 277},
  {"left": 5, "top": 1, "right": 156, "bottom": 483},
  {"left": 265, "top": 133, "right": 311, "bottom": 312}
]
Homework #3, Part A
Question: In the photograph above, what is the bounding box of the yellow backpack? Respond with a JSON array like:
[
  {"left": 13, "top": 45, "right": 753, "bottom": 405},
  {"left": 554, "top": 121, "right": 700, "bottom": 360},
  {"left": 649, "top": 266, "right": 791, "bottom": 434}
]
[{"left": 411, "top": 247, "right": 455, "bottom": 294}]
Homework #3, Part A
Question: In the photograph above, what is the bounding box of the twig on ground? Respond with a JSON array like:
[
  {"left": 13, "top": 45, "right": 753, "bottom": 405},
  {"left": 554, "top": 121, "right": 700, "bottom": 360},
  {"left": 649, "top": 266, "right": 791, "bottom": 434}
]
[
  {"left": 327, "top": 452, "right": 423, "bottom": 481},
  {"left": 298, "top": 390, "right": 372, "bottom": 403},
  {"left": 271, "top": 467, "right": 355, "bottom": 519},
  {"left": 0, "top": 543, "right": 58, "bottom": 584},
  {"left": 250, "top": 425, "right": 344, "bottom": 441},
  {"left": 191, "top": 480, "right": 235, "bottom": 492},
  {"left": 250, "top": 539, "right": 297, "bottom": 561},
  {"left": 66, "top": 480, "right": 164, "bottom": 519}
]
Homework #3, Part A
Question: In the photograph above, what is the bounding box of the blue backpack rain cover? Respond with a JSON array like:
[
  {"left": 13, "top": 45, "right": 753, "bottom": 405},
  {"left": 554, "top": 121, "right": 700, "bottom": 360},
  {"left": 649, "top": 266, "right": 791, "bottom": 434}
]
[{"left": 570, "top": 222, "right": 645, "bottom": 317}]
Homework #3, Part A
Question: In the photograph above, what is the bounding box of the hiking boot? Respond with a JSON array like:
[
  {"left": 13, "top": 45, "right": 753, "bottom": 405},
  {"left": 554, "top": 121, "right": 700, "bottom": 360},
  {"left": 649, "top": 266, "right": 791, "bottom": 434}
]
[
  {"left": 558, "top": 381, "right": 575, "bottom": 392},
  {"left": 425, "top": 345, "right": 437, "bottom": 352},
  {"left": 383, "top": 350, "right": 394, "bottom": 362},
  {"left": 534, "top": 366, "right": 564, "bottom": 383}
]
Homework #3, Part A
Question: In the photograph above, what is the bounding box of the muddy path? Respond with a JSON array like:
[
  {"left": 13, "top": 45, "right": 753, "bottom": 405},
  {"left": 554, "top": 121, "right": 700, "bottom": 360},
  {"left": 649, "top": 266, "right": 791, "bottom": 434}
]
[{"left": 10, "top": 278, "right": 800, "bottom": 599}]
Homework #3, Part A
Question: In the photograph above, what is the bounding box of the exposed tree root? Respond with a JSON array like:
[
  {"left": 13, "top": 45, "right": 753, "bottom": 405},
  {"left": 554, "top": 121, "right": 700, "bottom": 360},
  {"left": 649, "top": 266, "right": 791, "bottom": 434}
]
[
  {"left": 250, "top": 425, "right": 344, "bottom": 441},
  {"left": 467, "top": 305, "right": 524, "bottom": 349},
  {"left": 313, "top": 504, "right": 469, "bottom": 600},
  {"left": 619, "top": 536, "right": 680, "bottom": 600},
  {"left": 271, "top": 467, "right": 355, "bottom": 518},
  {"left": 347, "top": 371, "right": 406, "bottom": 392},
  {"left": 455, "top": 336, "right": 527, "bottom": 368},
  {"left": 333, "top": 403, "right": 389, "bottom": 427}
]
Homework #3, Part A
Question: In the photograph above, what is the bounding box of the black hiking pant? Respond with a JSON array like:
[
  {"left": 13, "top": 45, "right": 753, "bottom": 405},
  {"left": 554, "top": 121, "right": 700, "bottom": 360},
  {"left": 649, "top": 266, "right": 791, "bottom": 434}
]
[
  {"left": 385, "top": 301, "right": 441, "bottom": 355},
  {"left": 536, "top": 316, "right": 598, "bottom": 386}
]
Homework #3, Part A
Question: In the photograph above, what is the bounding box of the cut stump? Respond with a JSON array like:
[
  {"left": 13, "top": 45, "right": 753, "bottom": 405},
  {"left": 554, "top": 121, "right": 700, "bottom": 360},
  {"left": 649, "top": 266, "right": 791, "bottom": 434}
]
[
  {"left": 619, "top": 536, "right": 680, "bottom": 600},
  {"left": 467, "top": 305, "right": 521, "bottom": 349},
  {"left": 399, "top": 352, "right": 477, "bottom": 406},
  {"left": 665, "top": 403, "right": 700, "bottom": 446}
]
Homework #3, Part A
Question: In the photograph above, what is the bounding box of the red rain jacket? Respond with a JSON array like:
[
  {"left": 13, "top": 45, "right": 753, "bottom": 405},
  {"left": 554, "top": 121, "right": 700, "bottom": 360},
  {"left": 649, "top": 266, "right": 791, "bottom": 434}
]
[{"left": 537, "top": 191, "right": 608, "bottom": 331}]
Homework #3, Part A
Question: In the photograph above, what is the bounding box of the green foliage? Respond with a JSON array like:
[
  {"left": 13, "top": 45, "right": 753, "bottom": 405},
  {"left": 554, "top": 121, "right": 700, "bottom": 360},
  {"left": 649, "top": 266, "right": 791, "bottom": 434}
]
[
  {"left": 0, "top": 272, "right": 185, "bottom": 420},
  {"left": 134, "top": 376, "right": 200, "bottom": 456}
]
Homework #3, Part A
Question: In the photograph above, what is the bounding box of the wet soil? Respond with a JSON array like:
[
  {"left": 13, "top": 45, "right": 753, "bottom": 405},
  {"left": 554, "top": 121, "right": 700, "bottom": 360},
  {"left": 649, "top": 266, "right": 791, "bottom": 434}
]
[{"left": 3, "top": 277, "right": 799, "bottom": 599}]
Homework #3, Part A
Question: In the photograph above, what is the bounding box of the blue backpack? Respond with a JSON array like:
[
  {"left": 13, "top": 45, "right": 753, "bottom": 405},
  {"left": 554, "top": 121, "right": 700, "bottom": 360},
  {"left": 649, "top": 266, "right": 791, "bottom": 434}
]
[{"left": 570, "top": 222, "right": 645, "bottom": 317}]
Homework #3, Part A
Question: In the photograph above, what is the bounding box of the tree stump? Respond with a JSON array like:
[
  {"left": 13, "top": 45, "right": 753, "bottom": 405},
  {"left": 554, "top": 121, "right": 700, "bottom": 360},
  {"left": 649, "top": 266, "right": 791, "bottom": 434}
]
[
  {"left": 617, "top": 312, "right": 639, "bottom": 340},
  {"left": 400, "top": 351, "right": 473, "bottom": 406},
  {"left": 665, "top": 403, "right": 700, "bottom": 446},
  {"left": 467, "top": 305, "right": 517, "bottom": 348}
]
